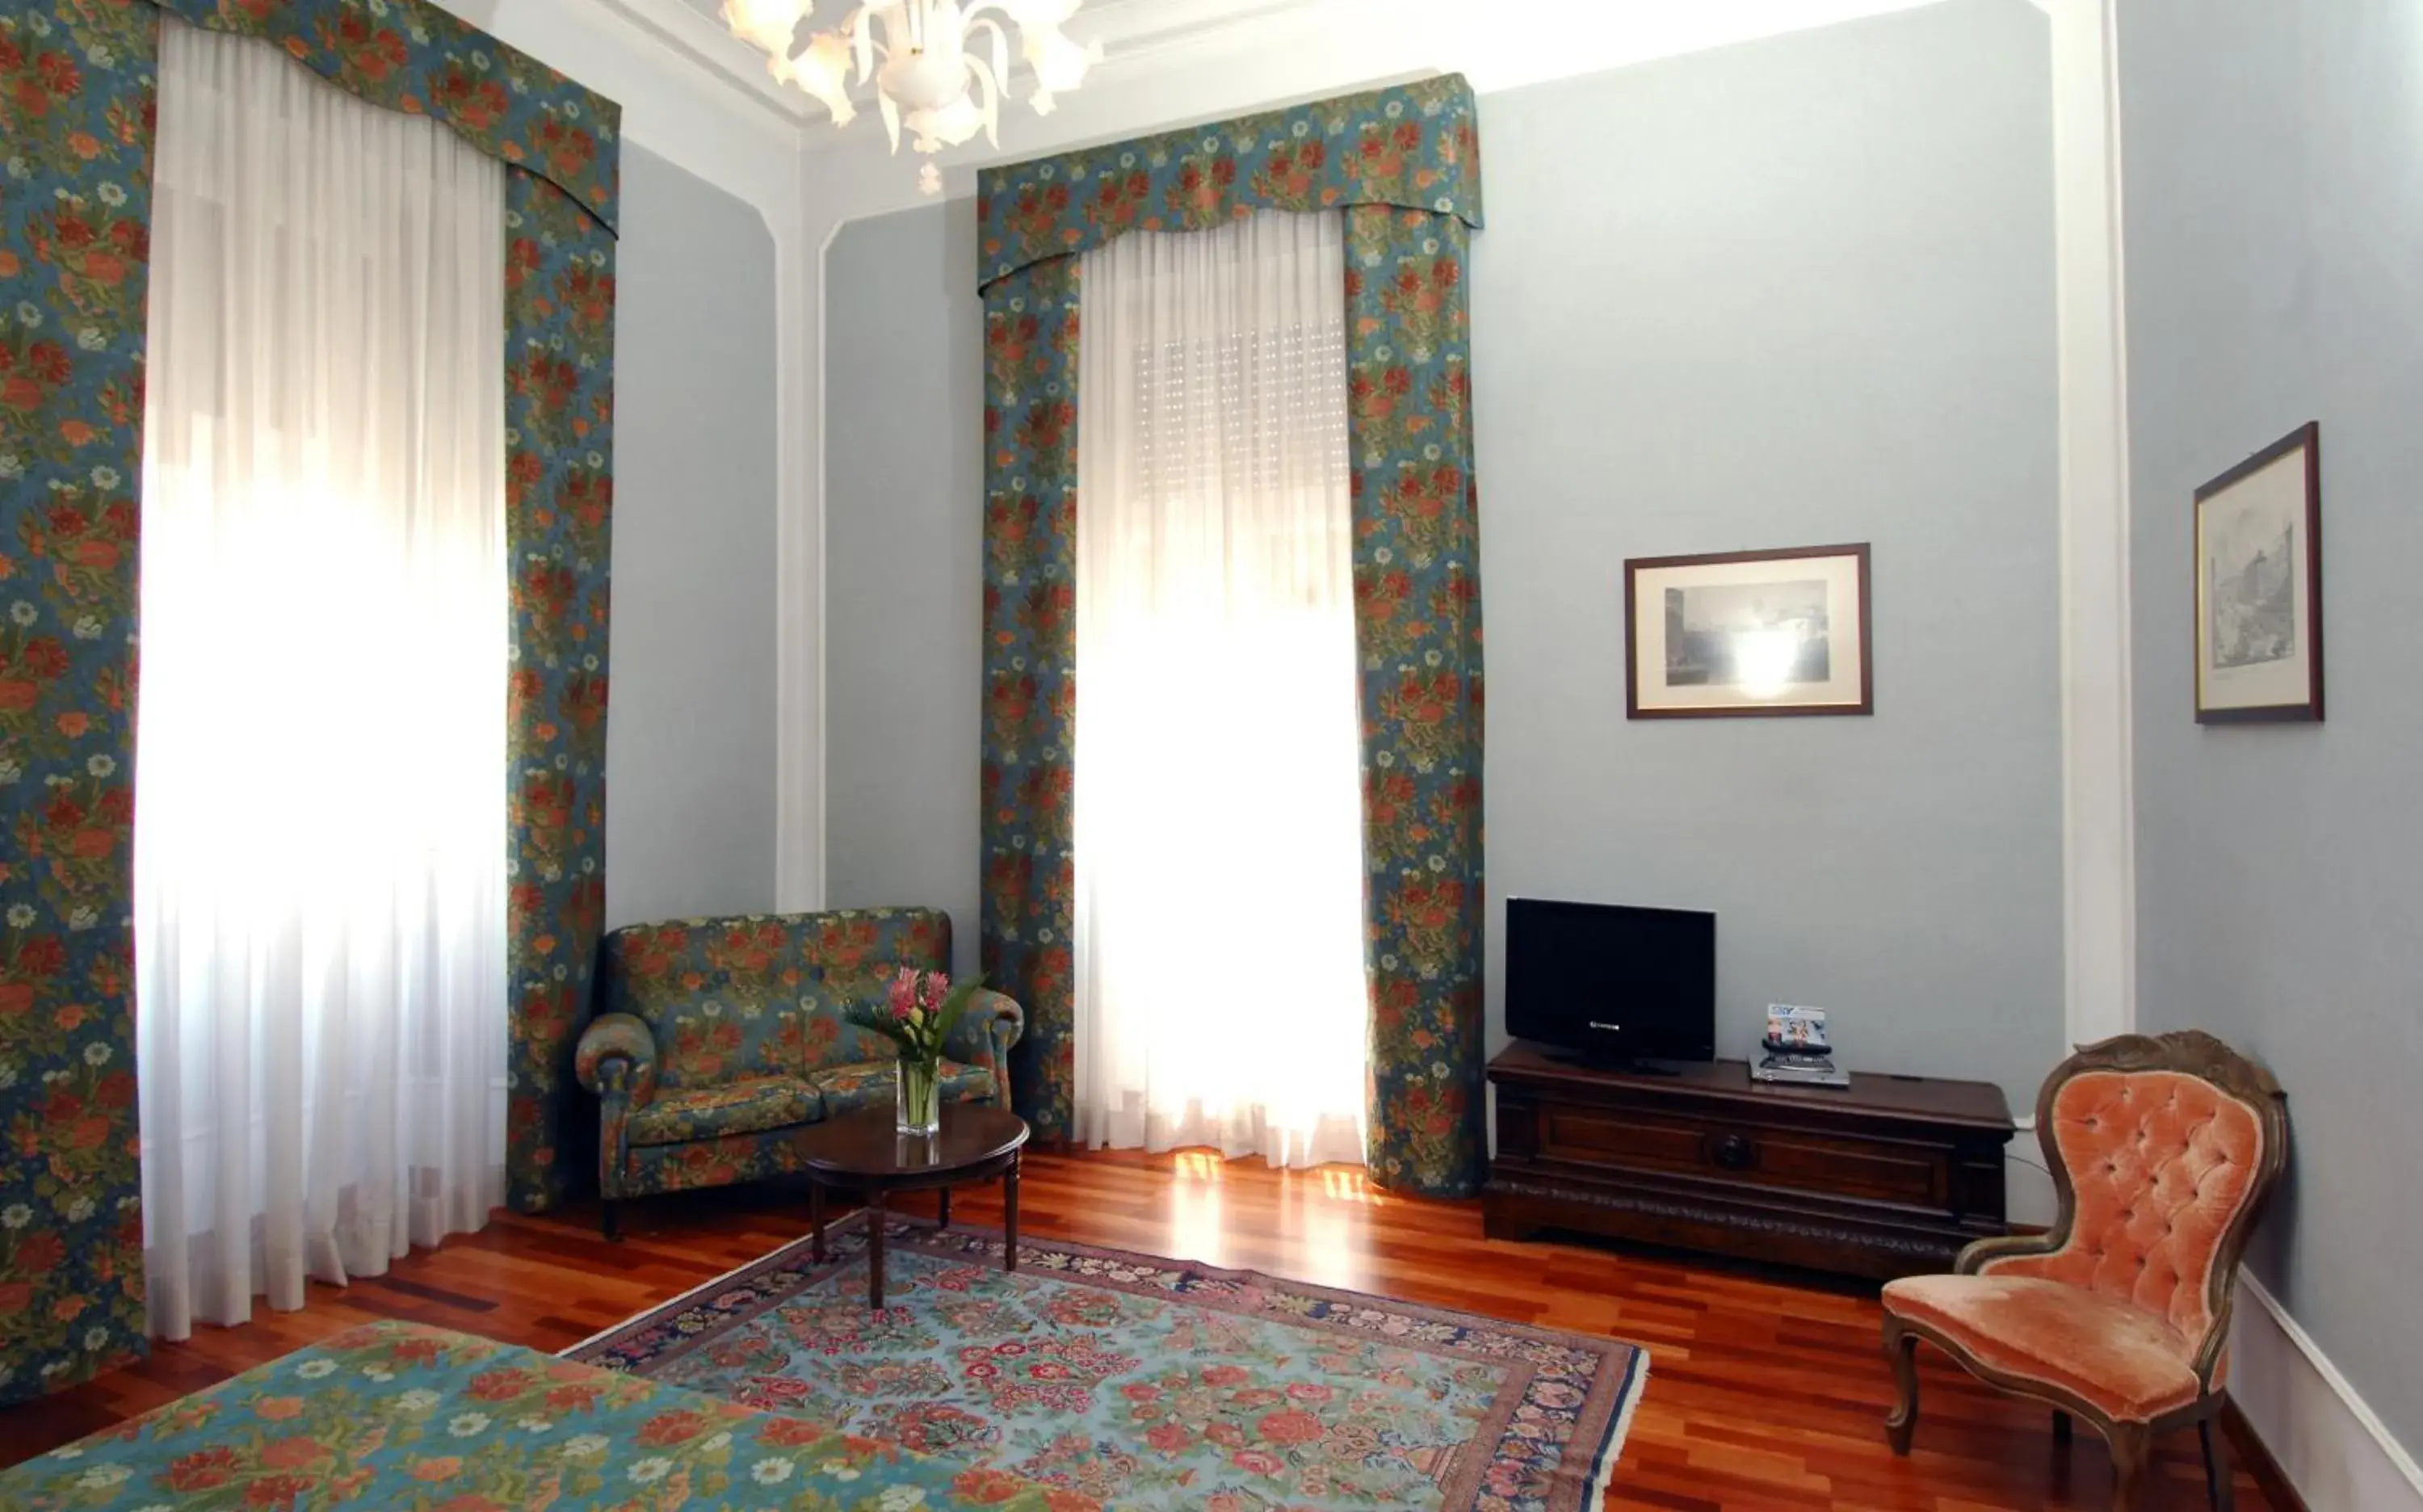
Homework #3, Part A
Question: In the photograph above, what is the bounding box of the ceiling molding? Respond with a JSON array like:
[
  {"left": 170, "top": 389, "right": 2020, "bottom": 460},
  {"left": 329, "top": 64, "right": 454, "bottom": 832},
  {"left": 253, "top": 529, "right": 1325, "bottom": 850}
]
[{"left": 597, "top": 0, "right": 815, "bottom": 124}]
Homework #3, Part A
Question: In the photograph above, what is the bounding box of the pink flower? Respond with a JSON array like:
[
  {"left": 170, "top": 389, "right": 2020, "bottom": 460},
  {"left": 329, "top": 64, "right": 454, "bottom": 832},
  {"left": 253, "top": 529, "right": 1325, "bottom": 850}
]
[
  {"left": 887, "top": 968, "right": 917, "bottom": 1016},
  {"left": 919, "top": 971, "right": 948, "bottom": 1010}
]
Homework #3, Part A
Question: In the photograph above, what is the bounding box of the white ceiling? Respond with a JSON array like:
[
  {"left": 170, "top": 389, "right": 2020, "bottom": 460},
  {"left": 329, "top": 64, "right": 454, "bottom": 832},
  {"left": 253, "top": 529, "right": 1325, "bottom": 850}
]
[{"left": 619, "top": 0, "right": 1980, "bottom": 217}]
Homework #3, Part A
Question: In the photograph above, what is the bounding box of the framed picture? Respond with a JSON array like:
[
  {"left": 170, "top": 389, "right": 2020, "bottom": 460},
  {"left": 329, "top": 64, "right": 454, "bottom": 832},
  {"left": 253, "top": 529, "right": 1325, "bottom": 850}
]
[
  {"left": 2194, "top": 422, "right": 2323, "bottom": 724},
  {"left": 1624, "top": 544, "right": 1872, "bottom": 718}
]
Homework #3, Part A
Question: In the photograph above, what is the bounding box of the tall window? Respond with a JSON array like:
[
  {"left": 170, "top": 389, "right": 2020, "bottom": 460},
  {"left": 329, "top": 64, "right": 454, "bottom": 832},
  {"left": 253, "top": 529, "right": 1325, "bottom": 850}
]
[
  {"left": 134, "top": 20, "right": 507, "bottom": 1337},
  {"left": 1072, "top": 210, "right": 1367, "bottom": 1169}
]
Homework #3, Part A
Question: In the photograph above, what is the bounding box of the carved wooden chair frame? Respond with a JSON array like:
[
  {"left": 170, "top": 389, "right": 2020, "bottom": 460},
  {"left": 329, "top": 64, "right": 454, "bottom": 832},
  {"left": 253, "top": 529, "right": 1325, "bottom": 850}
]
[{"left": 1881, "top": 1030, "right": 2289, "bottom": 1510}]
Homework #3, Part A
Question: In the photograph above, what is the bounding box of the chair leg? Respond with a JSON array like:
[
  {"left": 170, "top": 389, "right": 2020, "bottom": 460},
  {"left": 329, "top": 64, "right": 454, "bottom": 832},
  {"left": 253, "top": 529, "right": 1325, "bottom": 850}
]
[
  {"left": 2052, "top": 1409, "right": 2072, "bottom": 1445},
  {"left": 2200, "top": 1416, "right": 2236, "bottom": 1512},
  {"left": 2109, "top": 1423, "right": 2152, "bottom": 1512},
  {"left": 1882, "top": 1316, "right": 1921, "bottom": 1455},
  {"left": 603, "top": 1199, "right": 621, "bottom": 1243}
]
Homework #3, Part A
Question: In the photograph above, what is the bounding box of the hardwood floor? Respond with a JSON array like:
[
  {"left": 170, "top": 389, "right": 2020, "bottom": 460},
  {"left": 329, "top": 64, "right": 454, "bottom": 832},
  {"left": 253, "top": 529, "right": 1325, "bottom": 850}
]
[{"left": 2, "top": 1148, "right": 2279, "bottom": 1509}]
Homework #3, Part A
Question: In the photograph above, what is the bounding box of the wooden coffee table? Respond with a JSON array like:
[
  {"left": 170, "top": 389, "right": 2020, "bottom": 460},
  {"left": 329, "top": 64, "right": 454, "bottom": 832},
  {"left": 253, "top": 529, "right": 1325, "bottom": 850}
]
[{"left": 798, "top": 1102, "right": 1029, "bottom": 1308}]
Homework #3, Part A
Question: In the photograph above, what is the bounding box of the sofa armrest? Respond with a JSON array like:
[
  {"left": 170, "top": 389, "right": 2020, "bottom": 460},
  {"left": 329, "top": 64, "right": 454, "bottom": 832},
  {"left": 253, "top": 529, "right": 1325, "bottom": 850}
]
[
  {"left": 575, "top": 1012, "right": 659, "bottom": 1106},
  {"left": 944, "top": 989, "right": 1024, "bottom": 1112},
  {"left": 1955, "top": 1230, "right": 2066, "bottom": 1276}
]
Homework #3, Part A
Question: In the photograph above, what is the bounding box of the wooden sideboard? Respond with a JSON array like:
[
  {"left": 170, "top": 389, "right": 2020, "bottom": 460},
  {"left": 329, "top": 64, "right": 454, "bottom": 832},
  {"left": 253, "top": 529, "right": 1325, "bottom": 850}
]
[{"left": 1483, "top": 1041, "right": 2015, "bottom": 1281}]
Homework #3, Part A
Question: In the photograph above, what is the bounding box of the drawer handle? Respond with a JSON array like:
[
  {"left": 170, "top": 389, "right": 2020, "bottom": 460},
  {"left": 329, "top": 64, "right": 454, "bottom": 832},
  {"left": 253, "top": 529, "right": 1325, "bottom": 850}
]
[{"left": 1708, "top": 1132, "right": 1757, "bottom": 1170}]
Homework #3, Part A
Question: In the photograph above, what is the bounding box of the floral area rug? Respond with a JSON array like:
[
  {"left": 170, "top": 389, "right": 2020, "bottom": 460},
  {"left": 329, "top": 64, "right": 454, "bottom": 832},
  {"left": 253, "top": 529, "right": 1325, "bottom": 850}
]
[{"left": 568, "top": 1214, "right": 1648, "bottom": 1511}]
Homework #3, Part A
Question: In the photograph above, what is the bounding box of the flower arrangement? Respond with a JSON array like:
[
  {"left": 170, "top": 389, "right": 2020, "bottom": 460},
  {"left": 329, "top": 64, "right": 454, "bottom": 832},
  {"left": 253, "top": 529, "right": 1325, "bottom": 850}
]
[{"left": 844, "top": 968, "right": 986, "bottom": 1134}]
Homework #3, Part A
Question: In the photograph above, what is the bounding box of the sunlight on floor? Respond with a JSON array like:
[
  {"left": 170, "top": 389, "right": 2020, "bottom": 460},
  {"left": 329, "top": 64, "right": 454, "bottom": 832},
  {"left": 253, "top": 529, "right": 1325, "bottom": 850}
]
[{"left": 1161, "top": 1150, "right": 1381, "bottom": 1288}]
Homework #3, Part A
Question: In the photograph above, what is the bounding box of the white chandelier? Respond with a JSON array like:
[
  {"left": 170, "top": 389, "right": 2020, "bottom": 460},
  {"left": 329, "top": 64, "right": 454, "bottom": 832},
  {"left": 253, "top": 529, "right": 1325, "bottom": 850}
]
[{"left": 722, "top": 0, "right": 1103, "bottom": 195}]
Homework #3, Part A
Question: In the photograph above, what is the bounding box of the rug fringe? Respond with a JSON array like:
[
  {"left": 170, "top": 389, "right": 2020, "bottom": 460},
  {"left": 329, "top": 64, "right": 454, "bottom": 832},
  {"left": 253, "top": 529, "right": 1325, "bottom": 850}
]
[{"left": 1589, "top": 1346, "right": 1652, "bottom": 1508}]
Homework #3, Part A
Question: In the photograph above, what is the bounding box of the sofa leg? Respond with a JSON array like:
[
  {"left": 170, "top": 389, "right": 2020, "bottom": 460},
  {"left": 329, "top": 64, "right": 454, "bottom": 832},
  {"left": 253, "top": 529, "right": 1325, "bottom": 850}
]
[
  {"left": 1882, "top": 1317, "right": 1920, "bottom": 1455},
  {"left": 603, "top": 1200, "right": 622, "bottom": 1243}
]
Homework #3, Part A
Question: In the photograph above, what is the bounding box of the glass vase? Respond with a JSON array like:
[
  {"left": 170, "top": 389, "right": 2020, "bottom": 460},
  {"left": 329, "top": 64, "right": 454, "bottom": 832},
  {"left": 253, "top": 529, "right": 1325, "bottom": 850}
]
[{"left": 897, "top": 1053, "right": 941, "bottom": 1137}]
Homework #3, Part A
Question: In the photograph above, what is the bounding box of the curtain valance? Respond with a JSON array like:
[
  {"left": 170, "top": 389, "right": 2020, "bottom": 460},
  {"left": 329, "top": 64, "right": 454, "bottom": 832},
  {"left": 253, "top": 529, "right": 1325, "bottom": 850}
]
[
  {"left": 975, "top": 74, "right": 1480, "bottom": 288},
  {"left": 152, "top": 0, "right": 621, "bottom": 234}
]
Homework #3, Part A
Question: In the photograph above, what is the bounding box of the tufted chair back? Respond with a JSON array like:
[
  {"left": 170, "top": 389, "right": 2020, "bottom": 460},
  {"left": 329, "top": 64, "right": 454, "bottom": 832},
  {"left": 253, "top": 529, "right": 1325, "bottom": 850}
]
[{"left": 1976, "top": 1031, "right": 2287, "bottom": 1382}]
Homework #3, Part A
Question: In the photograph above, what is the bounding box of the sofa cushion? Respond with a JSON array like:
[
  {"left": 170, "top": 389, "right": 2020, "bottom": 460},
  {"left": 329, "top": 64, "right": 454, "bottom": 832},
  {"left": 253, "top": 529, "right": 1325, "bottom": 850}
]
[
  {"left": 1881, "top": 1272, "right": 2203, "bottom": 1421},
  {"left": 813, "top": 1058, "right": 997, "bottom": 1115},
  {"left": 628, "top": 1075, "right": 822, "bottom": 1148}
]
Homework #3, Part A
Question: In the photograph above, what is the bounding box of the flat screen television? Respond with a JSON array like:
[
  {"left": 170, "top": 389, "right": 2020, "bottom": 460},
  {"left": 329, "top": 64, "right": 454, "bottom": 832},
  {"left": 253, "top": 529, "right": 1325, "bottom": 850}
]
[{"left": 1505, "top": 898, "right": 1716, "bottom": 1065}]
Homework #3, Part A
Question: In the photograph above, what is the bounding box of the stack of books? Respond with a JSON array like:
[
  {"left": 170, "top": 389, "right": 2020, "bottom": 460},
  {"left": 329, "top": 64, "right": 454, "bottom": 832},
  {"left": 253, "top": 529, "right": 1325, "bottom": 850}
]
[{"left": 1752, "top": 1004, "right": 1850, "bottom": 1088}]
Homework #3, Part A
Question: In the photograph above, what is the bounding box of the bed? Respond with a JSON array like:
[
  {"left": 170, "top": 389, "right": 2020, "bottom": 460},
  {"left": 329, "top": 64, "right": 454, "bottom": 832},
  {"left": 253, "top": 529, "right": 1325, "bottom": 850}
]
[{"left": 0, "top": 1320, "right": 1092, "bottom": 1510}]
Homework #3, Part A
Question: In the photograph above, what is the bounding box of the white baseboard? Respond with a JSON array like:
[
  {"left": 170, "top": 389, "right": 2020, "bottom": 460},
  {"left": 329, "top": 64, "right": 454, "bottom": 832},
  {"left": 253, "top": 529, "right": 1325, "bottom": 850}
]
[{"left": 2230, "top": 1271, "right": 2423, "bottom": 1512}]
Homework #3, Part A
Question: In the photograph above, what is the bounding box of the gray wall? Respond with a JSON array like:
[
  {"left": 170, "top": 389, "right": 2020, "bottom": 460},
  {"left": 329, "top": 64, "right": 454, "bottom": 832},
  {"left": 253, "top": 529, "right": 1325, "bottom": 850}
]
[
  {"left": 2122, "top": 0, "right": 2423, "bottom": 1454},
  {"left": 603, "top": 143, "right": 779, "bottom": 929},
  {"left": 817, "top": 2, "right": 2064, "bottom": 1097},
  {"left": 1473, "top": 0, "right": 2062, "bottom": 1109},
  {"left": 824, "top": 199, "right": 985, "bottom": 977}
]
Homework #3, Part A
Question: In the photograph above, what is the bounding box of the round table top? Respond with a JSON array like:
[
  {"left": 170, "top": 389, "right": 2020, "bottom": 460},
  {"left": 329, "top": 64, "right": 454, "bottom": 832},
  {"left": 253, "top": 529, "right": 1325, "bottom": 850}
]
[{"left": 796, "top": 1103, "right": 1029, "bottom": 1182}]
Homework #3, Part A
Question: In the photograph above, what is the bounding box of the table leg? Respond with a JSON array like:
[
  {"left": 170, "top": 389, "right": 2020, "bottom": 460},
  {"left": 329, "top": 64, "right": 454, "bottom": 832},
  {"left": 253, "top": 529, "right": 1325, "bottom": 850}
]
[
  {"left": 867, "top": 1189, "right": 887, "bottom": 1310},
  {"left": 809, "top": 1179, "right": 825, "bottom": 1264},
  {"left": 1003, "top": 1154, "right": 1019, "bottom": 1274},
  {"left": 938, "top": 1186, "right": 951, "bottom": 1230}
]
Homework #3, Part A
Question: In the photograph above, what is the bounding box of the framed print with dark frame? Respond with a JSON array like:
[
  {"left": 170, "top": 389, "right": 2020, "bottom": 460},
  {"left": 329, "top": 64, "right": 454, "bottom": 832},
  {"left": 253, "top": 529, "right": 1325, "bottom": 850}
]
[
  {"left": 2194, "top": 422, "right": 2323, "bottom": 724},
  {"left": 1625, "top": 544, "right": 1873, "bottom": 719}
]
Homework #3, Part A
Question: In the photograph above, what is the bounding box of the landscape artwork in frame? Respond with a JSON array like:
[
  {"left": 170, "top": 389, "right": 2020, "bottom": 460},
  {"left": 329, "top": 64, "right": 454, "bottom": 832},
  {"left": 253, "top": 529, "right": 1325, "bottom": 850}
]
[
  {"left": 1625, "top": 544, "right": 1872, "bottom": 718},
  {"left": 2194, "top": 422, "right": 2323, "bottom": 723}
]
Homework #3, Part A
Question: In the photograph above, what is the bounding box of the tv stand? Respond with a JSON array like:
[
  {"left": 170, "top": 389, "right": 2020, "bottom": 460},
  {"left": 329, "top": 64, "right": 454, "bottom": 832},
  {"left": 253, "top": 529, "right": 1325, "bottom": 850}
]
[
  {"left": 1535, "top": 1046, "right": 1681, "bottom": 1077},
  {"left": 1483, "top": 1040, "right": 2014, "bottom": 1280}
]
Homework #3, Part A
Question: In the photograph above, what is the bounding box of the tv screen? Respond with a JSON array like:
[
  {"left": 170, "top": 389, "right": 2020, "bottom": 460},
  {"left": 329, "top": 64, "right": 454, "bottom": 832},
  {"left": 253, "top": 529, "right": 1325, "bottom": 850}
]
[{"left": 1505, "top": 898, "right": 1715, "bottom": 1064}]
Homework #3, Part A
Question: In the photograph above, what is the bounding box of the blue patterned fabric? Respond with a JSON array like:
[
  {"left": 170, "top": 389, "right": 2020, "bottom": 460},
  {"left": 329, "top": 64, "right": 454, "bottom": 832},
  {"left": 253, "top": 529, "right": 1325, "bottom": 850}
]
[
  {"left": 973, "top": 80, "right": 1487, "bottom": 1193},
  {"left": 0, "top": 0, "right": 159, "bottom": 1408},
  {"left": 501, "top": 167, "right": 616, "bottom": 1215},
  {"left": 975, "top": 75, "right": 1480, "bottom": 285},
  {"left": 1343, "top": 206, "right": 1485, "bottom": 1196},
  {"left": 978, "top": 258, "right": 1081, "bottom": 1142},
  {"left": 0, "top": 1320, "right": 1088, "bottom": 1510}
]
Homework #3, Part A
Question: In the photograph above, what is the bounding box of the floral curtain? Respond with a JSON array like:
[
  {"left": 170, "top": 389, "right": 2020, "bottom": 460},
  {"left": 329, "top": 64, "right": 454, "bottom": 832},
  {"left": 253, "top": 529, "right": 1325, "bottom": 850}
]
[
  {"left": 976, "top": 76, "right": 1488, "bottom": 1196},
  {"left": 979, "top": 257, "right": 1081, "bottom": 1143},
  {"left": 0, "top": 0, "right": 617, "bottom": 1404}
]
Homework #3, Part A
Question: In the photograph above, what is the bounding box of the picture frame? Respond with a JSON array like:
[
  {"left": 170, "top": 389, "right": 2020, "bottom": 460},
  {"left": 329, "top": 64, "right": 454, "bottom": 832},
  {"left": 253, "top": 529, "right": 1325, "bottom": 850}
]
[
  {"left": 2194, "top": 422, "right": 2323, "bottom": 724},
  {"left": 1624, "top": 543, "right": 1873, "bottom": 719}
]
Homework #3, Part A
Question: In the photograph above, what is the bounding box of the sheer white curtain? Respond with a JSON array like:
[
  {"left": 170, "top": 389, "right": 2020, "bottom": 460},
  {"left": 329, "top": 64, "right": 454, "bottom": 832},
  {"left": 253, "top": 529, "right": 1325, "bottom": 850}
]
[
  {"left": 1073, "top": 209, "right": 1367, "bottom": 1170},
  {"left": 136, "top": 20, "right": 508, "bottom": 1338}
]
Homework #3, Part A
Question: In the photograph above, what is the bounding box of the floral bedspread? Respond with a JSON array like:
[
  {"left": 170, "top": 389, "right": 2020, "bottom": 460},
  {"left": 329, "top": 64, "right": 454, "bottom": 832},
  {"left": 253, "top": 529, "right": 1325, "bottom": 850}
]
[{"left": 0, "top": 1320, "right": 1092, "bottom": 1511}]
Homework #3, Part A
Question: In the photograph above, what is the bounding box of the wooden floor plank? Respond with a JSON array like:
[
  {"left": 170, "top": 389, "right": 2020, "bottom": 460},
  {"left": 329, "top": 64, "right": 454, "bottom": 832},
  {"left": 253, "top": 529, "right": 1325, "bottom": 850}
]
[{"left": 0, "top": 1148, "right": 2279, "bottom": 1509}]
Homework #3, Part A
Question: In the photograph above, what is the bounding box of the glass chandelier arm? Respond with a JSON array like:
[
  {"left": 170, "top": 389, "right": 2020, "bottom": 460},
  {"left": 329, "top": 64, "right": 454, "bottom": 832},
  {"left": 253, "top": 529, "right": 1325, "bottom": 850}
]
[
  {"left": 967, "top": 14, "right": 1010, "bottom": 129},
  {"left": 879, "top": 90, "right": 902, "bottom": 153},
  {"left": 852, "top": 6, "right": 881, "bottom": 87},
  {"left": 964, "top": 47, "right": 1004, "bottom": 149}
]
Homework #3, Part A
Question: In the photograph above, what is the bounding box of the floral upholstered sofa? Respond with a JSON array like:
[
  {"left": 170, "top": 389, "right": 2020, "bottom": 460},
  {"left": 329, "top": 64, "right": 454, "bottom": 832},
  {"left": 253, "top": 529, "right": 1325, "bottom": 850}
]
[{"left": 573, "top": 908, "right": 1022, "bottom": 1237}]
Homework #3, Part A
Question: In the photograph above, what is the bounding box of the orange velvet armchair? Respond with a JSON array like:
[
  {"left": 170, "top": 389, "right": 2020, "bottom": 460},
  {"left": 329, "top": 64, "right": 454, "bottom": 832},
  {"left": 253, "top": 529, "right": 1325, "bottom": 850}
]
[{"left": 1879, "top": 1031, "right": 2287, "bottom": 1510}]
